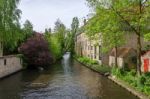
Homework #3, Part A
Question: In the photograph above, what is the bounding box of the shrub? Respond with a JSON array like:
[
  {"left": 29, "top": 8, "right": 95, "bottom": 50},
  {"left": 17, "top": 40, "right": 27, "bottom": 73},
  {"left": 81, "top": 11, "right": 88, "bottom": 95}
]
[
  {"left": 137, "top": 75, "right": 146, "bottom": 87},
  {"left": 19, "top": 33, "right": 53, "bottom": 68},
  {"left": 78, "top": 57, "right": 98, "bottom": 66},
  {"left": 112, "top": 67, "right": 125, "bottom": 78}
]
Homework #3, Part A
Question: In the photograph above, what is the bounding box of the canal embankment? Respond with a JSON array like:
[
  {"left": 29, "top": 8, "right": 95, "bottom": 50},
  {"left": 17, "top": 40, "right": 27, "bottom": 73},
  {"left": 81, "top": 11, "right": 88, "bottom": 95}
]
[
  {"left": 108, "top": 76, "right": 150, "bottom": 99},
  {"left": 75, "top": 56, "right": 150, "bottom": 99}
]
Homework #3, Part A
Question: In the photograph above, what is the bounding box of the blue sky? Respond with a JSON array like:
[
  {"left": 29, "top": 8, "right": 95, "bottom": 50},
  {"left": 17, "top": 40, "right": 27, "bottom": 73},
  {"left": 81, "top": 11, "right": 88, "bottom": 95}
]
[{"left": 19, "top": 0, "right": 90, "bottom": 32}]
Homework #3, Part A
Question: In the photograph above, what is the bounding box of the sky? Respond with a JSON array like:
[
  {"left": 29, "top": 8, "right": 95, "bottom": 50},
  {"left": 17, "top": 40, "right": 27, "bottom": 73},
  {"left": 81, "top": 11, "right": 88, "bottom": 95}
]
[{"left": 18, "top": 0, "right": 90, "bottom": 32}]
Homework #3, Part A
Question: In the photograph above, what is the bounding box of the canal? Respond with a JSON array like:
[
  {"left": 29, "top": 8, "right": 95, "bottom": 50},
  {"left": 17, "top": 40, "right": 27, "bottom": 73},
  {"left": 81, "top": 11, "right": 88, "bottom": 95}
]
[{"left": 0, "top": 53, "right": 139, "bottom": 99}]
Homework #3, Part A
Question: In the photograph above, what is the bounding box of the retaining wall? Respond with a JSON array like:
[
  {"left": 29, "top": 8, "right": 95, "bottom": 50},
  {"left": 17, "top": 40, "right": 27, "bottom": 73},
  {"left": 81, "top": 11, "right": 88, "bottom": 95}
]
[{"left": 0, "top": 55, "right": 22, "bottom": 79}]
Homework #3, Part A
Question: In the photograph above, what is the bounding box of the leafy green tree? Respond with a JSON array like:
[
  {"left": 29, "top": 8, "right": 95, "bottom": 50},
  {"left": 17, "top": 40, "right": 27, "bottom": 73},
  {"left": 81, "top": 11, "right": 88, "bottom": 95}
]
[
  {"left": 22, "top": 20, "right": 33, "bottom": 40},
  {"left": 85, "top": 0, "right": 125, "bottom": 67},
  {"left": 44, "top": 29, "right": 62, "bottom": 61},
  {"left": 144, "top": 33, "right": 150, "bottom": 41},
  {"left": 0, "top": 0, "right": 22, "bottom": 56},
  {"left": 70, "top": 17, "right": 79, "bottom": 54},
  {"left": 54, "top": 19, "right": 66, "bottom": 52},
  {"left": 86, "top": 0, "right": 150, "bottom": 75},
  {"left": 64, "top": 29, "right": 72, "bottom": 51}
]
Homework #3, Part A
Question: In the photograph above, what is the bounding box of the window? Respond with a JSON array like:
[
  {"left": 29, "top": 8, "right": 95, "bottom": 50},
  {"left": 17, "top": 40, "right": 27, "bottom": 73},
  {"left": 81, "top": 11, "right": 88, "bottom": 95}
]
[
  {"left": 94, "top": 46, "right": 97, "bottom": 59},
  {"left": 4, "top": 59, "right": 7, "bottom": 65},
  {"left": 91, "top": 46, "right": 93, "bottom": 50},
  {"left": 99, "top": 45, "right": 102, "bottom": 60}
]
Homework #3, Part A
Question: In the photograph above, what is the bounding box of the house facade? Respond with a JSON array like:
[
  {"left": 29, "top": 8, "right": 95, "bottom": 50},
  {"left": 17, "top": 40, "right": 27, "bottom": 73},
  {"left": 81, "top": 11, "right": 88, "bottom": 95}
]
[{"left": 75, "top": 33, "right": 102, "bottom": 64}]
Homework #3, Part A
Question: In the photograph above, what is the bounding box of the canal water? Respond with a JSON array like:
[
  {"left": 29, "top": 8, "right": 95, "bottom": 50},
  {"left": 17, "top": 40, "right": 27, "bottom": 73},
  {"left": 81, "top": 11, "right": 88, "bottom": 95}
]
[{"left": 0, "top": 53, "right": 139, "bottom": 99}]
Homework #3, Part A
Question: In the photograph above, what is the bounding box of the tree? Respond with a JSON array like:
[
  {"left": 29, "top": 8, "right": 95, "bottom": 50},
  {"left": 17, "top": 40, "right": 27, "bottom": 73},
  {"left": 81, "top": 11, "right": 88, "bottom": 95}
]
[
  {"left": 70, "top": 17, "right": 79, "bottom": 54},
  {"left": 86, "top": 0, "right": 150, "bottom": 75},
  {"left": 0, "top": 0, "right": 22, "bottom": 56},
  {"left": 85, "top": 0, "right": 125, "bottom": 67},
  {"left": 44, "top": 27, "right": 62, "bottom": 60},
  {"left": 19, "top": 33, "right": 53, "bottom": 68},
  {"left": 144, "top": 33, "right": 150, "bottom": 41},
  {"left": 54, "top": 19, "right": 66, "bottom": 52},
  {"left": 22, "top": 20, "right": 33, "bottom": 40}
]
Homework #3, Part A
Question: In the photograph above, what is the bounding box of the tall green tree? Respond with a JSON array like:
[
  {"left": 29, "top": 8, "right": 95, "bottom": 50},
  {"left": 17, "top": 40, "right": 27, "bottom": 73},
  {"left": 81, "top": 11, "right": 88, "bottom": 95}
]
[
  {"left": 85, "top": 0, "right": 125, "bottom": 67},
  {"left": 22, "top": 20, "right": 33, "bottom": 40},
  {"left": 86, "top": 0, "right": 150, "bottom": 75},
  {"left": 70, "top": 17, "right": 79, "bottom": 54},
  {"left": 54, "top": 19, "right": 66, "bottom": 52},
  {"left": 0, "top": 0, "right": 22, "bottom": 56}
]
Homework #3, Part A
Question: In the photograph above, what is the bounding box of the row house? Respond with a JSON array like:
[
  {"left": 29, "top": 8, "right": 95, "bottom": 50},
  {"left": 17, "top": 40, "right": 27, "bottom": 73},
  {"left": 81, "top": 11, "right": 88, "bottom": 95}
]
[{"left": 75, "top": 33, "right": 102, "bottom": 64}]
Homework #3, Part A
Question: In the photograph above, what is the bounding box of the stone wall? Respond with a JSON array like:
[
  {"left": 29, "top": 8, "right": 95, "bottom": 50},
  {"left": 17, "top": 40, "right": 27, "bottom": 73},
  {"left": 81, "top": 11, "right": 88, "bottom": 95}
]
[
  {"left": 75, "top": 33, "right": 102, "bottom": 64},
  {"left": 0, "top": 55, "right": 22, "bottom": 79}
]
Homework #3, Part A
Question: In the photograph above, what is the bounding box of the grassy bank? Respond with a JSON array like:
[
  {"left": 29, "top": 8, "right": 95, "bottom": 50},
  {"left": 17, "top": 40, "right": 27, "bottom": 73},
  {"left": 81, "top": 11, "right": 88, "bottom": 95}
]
[
  {"left": 112, "top": 68, "right": 150, "bottom": 98},
  {"left": 75, "top": 56, "right": 150, "bottom": 98},
  {"left": 75, "top": 56, "right": 111, "bottom": 75}
]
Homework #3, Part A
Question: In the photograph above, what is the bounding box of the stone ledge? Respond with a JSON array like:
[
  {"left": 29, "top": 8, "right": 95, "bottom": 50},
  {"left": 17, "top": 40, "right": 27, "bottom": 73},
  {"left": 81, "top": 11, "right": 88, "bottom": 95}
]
[
  {"left": 108, "top": 76, "right": 150, "bottom": 99},
  {"left": 0, "top": 54, "right": 22, "bottom": 59}
]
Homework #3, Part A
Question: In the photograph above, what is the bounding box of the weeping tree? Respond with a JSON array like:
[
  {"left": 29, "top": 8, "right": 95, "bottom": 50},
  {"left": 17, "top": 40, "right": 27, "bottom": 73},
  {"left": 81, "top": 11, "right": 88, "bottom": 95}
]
[
  {"left": 0, "top": 0, "right": 22, "bottom": 56},
  {"left": 86, "top": 0, "right": 150, "bottom": 76}
]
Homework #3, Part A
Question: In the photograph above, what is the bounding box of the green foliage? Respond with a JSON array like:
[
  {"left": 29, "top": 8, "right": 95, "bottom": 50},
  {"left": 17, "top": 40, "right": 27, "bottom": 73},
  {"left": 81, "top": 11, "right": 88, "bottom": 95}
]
[
  {"left": 77, "top": 56, "right": 111, "bottom": 74},
  {"left": 45, "top": 33, "right": 62, "bottom": 61},
  {"left": 78, "top": 57, "right": 98, "bottom": 66},
  {"left": 86, "top": 0, "right": 150, "bottom": 75},
  {"left": 112, "top": 67, "right": 126, "bottom": 78},
  {"left": 50, "top": 36, "right": 62, "bottom": 60},
  {"left": 0, "top": 0, "right": 22, "bottom": 49},
  {"left": 54, "top": 19, "right": 66, "bottom": 52},
  {"left": 144, "top": 33, "right": 150, "bottom": 41},
  {"left": 112, "top": 68, "right": 150, "bottom": 96},
  {"left": 70, "top": 17, "right": 79, "bottom": 54},
  {"left": 22, "top": 20, "right": 33, "bottom": 40}
]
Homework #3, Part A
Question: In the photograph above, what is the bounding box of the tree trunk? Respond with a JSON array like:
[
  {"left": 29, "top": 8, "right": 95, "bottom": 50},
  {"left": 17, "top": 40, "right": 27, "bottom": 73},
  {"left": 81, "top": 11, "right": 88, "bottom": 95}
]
[
  {"left": 136, "top": 0, "right": 142, "bottom": 76},
  {"left": 136, "top": 33, "right": 142, "bottom": 76},
  {"left": 114, "top": 46, "right": 118, "bottom": 67},
  {"left": 0, "top": 42, "right": 3, "bottom": 57}
]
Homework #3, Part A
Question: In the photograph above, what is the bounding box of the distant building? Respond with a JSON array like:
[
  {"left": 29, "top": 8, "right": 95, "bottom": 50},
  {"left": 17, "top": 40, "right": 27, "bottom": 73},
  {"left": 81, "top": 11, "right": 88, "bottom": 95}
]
[
  {"left": 75, "top": 33, "right": 102, "bottom": 64},
  {"left": 109, "top": 47, "right": 137, "bottom": 69},
  {"left": 141, "top": 51, "right": 150, "bottom": 72}
]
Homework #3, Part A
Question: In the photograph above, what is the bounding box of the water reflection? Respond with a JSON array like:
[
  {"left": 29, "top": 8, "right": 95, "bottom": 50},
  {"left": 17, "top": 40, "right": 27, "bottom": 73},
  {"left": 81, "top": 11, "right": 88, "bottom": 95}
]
[{"left": 0, "top": 53, "right": 139, "bottom": 99}]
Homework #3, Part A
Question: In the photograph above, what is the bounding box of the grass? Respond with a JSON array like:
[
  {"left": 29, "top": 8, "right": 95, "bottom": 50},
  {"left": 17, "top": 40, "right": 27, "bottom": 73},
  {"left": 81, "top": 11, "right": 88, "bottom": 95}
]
[
  {"left": 112, "top": 68, "right": 150, "bottom": 97},
  {"left": 75, "top": 56, "right": 111, "bottom": 75}
]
